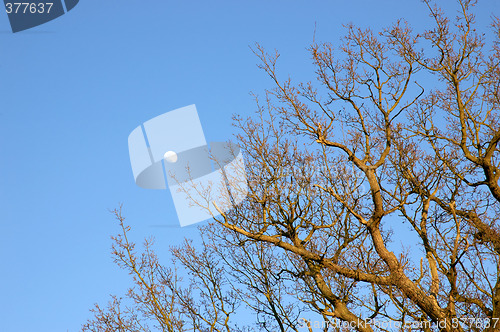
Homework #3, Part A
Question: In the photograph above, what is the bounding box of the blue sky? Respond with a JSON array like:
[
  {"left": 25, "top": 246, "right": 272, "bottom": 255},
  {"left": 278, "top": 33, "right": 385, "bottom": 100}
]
[{"left": 0, "top": 1, "right": 498, "bottom": 331}]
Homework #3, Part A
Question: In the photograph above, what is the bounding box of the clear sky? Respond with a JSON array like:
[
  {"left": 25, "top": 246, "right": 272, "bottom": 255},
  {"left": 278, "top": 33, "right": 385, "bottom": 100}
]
[{"left": 0, "top": 1, "right": 498, "bottom": 331}]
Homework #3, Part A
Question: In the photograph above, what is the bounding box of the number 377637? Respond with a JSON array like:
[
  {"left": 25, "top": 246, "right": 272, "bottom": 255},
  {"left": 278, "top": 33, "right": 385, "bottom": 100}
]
[{"left": 5, "top": 3, "right": 53, "bottom": 14}]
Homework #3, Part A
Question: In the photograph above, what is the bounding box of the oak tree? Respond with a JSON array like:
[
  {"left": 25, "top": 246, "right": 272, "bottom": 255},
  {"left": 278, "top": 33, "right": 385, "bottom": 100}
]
[{"left": 83, "top": 1, "right": 500, "bottom": 331}]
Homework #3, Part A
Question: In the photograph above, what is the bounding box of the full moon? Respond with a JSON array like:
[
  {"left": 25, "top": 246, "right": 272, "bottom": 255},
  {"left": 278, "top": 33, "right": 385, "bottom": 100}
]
[{"left": 163, "top": 150, "right": 178, "bottom": 163}]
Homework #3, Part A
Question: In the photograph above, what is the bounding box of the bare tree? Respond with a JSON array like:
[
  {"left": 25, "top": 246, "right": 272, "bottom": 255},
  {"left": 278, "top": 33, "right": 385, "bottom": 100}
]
[{"left": 83, "top": 1, "right": 500, "bottom": 331}]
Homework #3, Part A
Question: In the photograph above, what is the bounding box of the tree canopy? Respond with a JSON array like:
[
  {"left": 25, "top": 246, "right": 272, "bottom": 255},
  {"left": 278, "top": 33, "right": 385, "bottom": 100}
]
[{"left": 83, "top": 1, "right": 500, "bottom": 331}]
